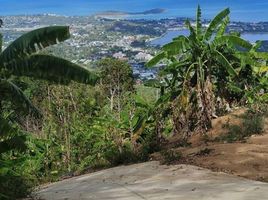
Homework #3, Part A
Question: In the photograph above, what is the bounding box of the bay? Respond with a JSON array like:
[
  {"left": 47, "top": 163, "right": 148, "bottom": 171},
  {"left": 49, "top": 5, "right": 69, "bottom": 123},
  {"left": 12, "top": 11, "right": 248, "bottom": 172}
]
[{"left": 151, "top": 30, "right": 268, "bottom": 46}]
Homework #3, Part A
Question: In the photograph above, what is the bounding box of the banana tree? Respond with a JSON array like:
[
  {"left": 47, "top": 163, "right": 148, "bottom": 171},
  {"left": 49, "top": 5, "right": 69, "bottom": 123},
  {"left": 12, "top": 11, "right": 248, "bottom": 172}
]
[
  {"left": 147, "top": 5, "right": 253, "bottom": 134},
  {"left": 0, "top": 25, "right": 98, "bottom": 154},
  {"left": 229, "top": 41, "right": 268, "bottom": 104}
]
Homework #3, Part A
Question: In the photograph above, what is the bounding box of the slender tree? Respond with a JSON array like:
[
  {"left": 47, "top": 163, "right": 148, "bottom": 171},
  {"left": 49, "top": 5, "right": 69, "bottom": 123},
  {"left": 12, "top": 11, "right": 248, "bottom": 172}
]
[{"left": 97, "top": 58, "right": 134, "bottom": 120}]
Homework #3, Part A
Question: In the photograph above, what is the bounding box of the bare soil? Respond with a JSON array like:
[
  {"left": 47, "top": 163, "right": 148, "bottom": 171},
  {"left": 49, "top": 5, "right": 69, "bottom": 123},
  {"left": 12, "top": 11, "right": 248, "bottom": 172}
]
[{"left": 152, "top": 108, "right": 268, "bottom": 182}]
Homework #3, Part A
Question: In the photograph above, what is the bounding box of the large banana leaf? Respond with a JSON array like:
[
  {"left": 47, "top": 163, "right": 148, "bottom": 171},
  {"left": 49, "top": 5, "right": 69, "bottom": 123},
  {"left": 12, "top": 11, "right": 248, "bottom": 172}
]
[
  {"left": 0, "top": 117, "right": 16, "bottom": 138},
  {"left": 185, "top": 20, "right": 198, "bottom": 44},
  {"left": 204, "top": 8, "right": 230, "bottom": 41},
  {"left": 3, "top": 55, "right": 99, "bottom": 85},
  {"left": 0, "top": 135, "right": 27, "bottom": 154},
  {"left": 0, "top": 117, "right": 27, "bottom": 154},
  {"left": 213, "top": 35, "right": 252, "bottom": 49},
  {"left": 146, "top": 52, "right": 167, "bottom": 67},
  {"left": 251, "top": 41, "right": 262, "bottom": 52},
  {"left": 0, "top": 26, "right": 70, "bottom": 63},
  {"left": 162, "top": 37, "right": 189, "bottom": 56},
  {"left": 251, "top": 52, "right": 268, "bottom": 60},
  {"left": 214, "top": 50, "right": 237, "bottom": 77},
  {"left": 132, "top": 114, "right": 147, "bottom": 136},
  {"left": 216, "top": 16, "right": 229, "bottom": 38},
  {"left": 0, "top": 79, "right": 41, "bottom": 117}
]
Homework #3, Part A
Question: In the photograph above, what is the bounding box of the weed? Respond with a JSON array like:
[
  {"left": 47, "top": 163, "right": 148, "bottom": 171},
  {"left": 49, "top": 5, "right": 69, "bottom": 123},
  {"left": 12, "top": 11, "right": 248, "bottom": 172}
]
[
  {"left": 195, "top": 148, "right": 214, "bottom": 156},
  {"left": 160, "top": 149, "right": 182, "bottom": 164},
  {"left": 216, "top": 109, "right": 264, "bottom": 143}
]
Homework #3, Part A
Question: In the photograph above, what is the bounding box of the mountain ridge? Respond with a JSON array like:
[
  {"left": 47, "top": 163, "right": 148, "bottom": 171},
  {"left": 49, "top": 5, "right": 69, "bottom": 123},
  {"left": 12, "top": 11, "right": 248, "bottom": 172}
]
[{"left": 94, "top": 8, "right": 166, "bottom": 17}]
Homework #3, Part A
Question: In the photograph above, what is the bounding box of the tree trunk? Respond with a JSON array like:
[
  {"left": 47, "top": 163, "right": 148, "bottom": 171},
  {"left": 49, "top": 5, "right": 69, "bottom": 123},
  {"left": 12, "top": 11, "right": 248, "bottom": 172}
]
[
  {"left": 196, "top": 78, "right": 213, "bottom": 132},
  {"left": 109, "top": 89, "right": 115, "bottom": 111},
  {"left": 171, "top": 89, "right": 191, "bottom": 139}
]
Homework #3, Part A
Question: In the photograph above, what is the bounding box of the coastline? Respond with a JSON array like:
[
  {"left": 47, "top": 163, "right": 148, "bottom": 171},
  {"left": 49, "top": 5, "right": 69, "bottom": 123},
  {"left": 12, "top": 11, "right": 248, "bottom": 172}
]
[
  {"left": 147, "top": 27, "right": 186, "bottom": 44},
  {"left": 148, "top": 29, "right": 268, "bottom": 46}
]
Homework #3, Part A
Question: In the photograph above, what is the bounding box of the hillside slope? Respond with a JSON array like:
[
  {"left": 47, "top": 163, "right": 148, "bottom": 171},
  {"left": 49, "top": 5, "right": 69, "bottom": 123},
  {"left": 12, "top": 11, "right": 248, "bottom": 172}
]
[{"left": 155, "top": 109, "right": 268, "bottom": 182}]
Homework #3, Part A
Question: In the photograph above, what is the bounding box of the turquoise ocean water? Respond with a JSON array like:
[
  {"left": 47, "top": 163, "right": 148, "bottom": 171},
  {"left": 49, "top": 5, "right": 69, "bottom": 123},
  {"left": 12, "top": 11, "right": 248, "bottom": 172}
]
[{"left": 1, "top": 0, "right": 268, "bottom": 22}]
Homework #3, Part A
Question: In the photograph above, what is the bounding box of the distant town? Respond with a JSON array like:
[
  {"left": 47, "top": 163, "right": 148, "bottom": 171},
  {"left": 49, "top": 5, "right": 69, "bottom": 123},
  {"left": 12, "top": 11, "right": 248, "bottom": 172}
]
[{"left": 1, "top": 14, "right": 268, "bottom": 81}]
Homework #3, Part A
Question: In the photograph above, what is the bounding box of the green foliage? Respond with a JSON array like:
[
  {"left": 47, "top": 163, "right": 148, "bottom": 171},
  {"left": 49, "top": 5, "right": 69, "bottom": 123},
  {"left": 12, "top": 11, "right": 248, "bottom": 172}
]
[
  {"left": 1, "top": 6, "right": 268, "bottom": 199},
  {"left": 0, "top": 79, "right": 41, "bottom": 117},
  {"left": 147, "top": 5, "right": 268, "bottom": 136},
  {"left": 242, "top": 110, "right": 265, "bottom": 136},
  {"left": 204, "top": 8, "right": 230, "bottom": 40},
  {"left": 216, "top": 110, "right": 264, "bottom": 143},
  {"left": 0, "top": 173, "right": 33, "bottom": 200},
  {"left": 0, "top": 25, "right": 98, "bottom": 199},
  {"left": 98, "top": 57, "right": 134, "bottom": 94},
  {"left": 135, "top": 85, "right": 159, "bottom": 104},
  {"left": 217, "top": 124, "right": 245, "bottom": 143},
  {"left": 5, "top": 54, "right": 98, "bottom": 84},
  {"left": 6, "top": 65, "right": 153, "bottom": 190},
  {"left": 0, "top": 26, "right": 70, "bottom": 62},
  {"left": 160, "top": 149, "right": 182, "bottom": 164},
  {"left": 104, "top": 142, "right": 145, "bottom": 166}
]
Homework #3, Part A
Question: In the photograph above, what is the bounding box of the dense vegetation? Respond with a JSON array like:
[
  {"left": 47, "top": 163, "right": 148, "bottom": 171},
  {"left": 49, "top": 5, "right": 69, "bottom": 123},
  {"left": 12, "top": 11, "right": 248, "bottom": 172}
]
[{"left": 1, "top": 6, "right": 268, "bottom": 199}]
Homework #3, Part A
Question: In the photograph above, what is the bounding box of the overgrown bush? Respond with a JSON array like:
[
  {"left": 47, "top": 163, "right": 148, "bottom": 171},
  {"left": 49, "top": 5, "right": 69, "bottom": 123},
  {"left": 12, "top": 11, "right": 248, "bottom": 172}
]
[
  {"left": 216, "top": 109, "right": 265, "bottom": 143},
  {"left": 242, "top": 110, "right": 264, "bottom": 136},
  {"left": 160, "top": 149, "right": 182, "bottom": 164},
  {"left": 0, "top": 174, "right": 33, "bottom": 200}
]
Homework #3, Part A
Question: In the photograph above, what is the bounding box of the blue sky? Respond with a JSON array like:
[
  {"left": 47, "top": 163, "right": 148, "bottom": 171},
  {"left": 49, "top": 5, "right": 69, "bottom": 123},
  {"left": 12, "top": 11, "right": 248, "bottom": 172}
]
[{"left": 1, "top": 0, "right": 268, "bottom": 22}]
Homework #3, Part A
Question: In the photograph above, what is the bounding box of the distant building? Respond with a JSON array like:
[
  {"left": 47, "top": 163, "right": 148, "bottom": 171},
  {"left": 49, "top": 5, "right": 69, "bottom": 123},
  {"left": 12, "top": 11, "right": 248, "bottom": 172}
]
[
  {"left": 135, "top": 52, "right": 153, "bottom": 62},
  {"left": 113, "top": 51, "right": 126, "bottom": 60}
]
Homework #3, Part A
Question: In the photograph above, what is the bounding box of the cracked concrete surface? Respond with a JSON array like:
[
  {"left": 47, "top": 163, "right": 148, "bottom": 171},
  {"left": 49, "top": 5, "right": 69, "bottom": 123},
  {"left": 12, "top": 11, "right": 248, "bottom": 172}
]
[{"left": 37, "top": 161, "right": 268, "bottom": 200}]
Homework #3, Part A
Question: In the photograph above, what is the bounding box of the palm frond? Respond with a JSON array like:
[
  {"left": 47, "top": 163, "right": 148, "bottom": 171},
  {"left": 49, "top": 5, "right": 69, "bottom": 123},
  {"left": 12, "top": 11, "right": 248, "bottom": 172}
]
[
  {"left": 0, "top": 26, "right": 70, "bottom": 63},
  {"left": 3, "top": 55, "right": 99, "bottom": 85}
]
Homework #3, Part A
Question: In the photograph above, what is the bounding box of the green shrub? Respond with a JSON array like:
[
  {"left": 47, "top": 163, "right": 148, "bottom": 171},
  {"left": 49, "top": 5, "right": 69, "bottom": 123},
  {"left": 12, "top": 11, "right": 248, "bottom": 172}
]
[
  {"left": 217, "top": 124, "right": 245, "bottom": 143},
  {"left": 0, "top": 175, "right": 33, "bottom": 200},
  {"left": 216, "top": 109, "right": 264, "bottom": 143},
  {"left": 160, "top": 149, "right": 182, "bottom": 164},
  {"left": 242, "top": 110, "right": 264, "bottom": 136},
  {"left": 195, "top": 148, "right": 214, "bottom": 156},
  {"left": 104, "top": 142, "right": 149, "bottom": 166}
]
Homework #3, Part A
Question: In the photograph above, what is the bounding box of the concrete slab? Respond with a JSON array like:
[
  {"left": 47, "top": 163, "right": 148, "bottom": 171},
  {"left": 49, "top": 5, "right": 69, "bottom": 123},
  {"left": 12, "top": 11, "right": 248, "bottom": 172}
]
[{"left": 37, "top": 161, "right": 268, "bottom": 200}]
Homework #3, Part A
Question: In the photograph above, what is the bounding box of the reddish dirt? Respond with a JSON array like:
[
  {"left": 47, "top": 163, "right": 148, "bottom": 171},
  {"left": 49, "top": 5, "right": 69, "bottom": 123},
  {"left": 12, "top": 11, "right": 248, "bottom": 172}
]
[{"left": 152, "top": 108, "right": 268, "bottom": 182}]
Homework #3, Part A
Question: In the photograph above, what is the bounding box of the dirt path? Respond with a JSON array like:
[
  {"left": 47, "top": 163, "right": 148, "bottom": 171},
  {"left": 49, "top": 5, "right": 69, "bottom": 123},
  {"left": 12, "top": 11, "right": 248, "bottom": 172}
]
[
  {"left": 37, "top": 161, "right": 268, "bottom": 200},
  {"left": 178, "top": 134, "right": 268, "bottom": 182},
  {"left": 170, "top": 109, "right": 268, "bottom": 182}
]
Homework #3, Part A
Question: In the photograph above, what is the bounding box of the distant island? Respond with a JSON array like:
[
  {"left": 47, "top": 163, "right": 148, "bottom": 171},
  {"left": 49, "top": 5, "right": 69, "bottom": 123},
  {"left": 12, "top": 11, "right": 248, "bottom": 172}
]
[{"left": 94, "top": 8, "right": 166, "bottom": 18}]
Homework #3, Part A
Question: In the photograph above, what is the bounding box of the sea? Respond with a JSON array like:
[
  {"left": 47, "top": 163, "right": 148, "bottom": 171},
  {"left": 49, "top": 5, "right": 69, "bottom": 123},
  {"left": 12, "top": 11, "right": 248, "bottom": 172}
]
[
  {"left": 1, "top": 0, "right": 268, "bottom": 22},
  {"left": 151, "top": 30, "right": 268, "bottom": 46}
]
